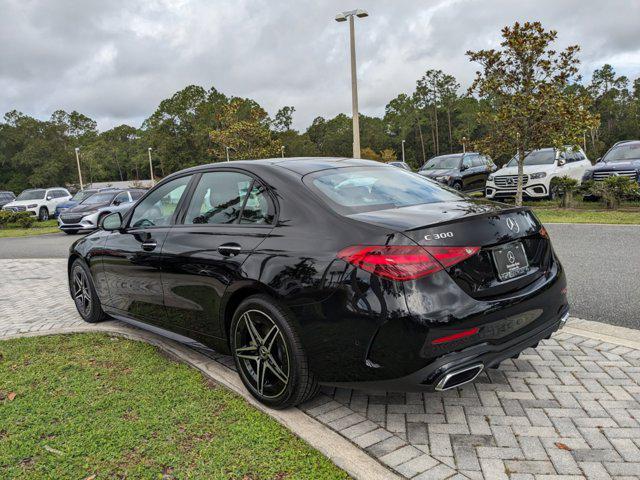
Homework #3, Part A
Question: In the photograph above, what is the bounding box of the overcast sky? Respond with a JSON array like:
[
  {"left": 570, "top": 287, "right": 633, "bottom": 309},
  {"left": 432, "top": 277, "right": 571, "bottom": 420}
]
[{"left": 1, "top": 0, "right": 639, "bottom": 131}]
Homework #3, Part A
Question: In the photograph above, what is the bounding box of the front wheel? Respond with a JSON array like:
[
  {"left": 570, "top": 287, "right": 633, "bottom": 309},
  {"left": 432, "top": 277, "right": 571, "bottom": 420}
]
[
  {"left": 70, "top": 259, "right": 109, "bottom": 323},
  {"left": 230, "top": 295, "right": 318, "bottom": 409},
  {"left": 38, "top": 207, "right": 49, "bottom": 221},
  {"left": 452, "top": 182, "right": 462, "bottom": 191}
]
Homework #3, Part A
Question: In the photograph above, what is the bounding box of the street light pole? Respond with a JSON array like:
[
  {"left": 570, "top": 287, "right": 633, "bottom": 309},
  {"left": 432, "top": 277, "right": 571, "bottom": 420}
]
[
  {"left": 74, "top": 147, "right": 84, "bottom": 190},
  {"left": 401, "top": 140, "right": 406, "bottom": 163},
  {"left": 226, "top": 146, "right": 231, "bottom": 162},
  {"left": 335, "top": 9, "right": 368, "bottom": 159},
  {"left": 281, "top": 145, "right": 285, "bottom": 158},
  {"left": 147, "top": 147, "right": 154, "bottom": 186}
]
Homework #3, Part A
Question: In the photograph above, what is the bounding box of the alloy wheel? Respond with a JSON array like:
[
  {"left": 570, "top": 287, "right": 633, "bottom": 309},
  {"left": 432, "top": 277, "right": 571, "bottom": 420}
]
[
  {"left": 72, "top": 268, "right": 92, "bottom": 317},
  {"left": 234, "top": 309, "right": 290, "bottom": 399}
]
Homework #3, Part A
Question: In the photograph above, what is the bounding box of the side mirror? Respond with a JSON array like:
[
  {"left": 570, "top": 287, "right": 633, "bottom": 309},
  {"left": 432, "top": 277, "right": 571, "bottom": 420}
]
[
  {"left": 102, "top": 212, "right": 123, "bottom": 231},
  {"left": 558, "top": 158, "right": 566, "bottom": 167},
  {"left": 596, "top": 157, "right": 602, "bottom": 163},
  {"left": 46, "top": 196, "right": 52, "bottom": 201},
  {"left": 460, "top": 164, "right": 468, "bottom": 171},
  {"left": 112, "top": 200, "right": 121, "bottom": 206}
]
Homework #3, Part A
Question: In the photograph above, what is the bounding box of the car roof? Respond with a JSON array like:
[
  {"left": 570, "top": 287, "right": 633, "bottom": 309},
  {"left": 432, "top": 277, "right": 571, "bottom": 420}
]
[{"left": 166, "top": 157, "right": 386, "bottom": 178}]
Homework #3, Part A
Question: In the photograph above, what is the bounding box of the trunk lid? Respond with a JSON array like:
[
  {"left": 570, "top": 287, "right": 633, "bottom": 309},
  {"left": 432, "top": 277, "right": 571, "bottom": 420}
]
[{"left": 347, "top": 199, "right": 553, "bottom": 299}]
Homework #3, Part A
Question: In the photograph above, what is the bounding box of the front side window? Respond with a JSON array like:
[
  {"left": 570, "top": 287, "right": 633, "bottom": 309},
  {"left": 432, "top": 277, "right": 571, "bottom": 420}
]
[
  {"left": 462, "top": 156, "right": 474, "bottom": 169},
  {"left": 185, "top": 171, "right": 254, "bottom": 225},
  {"left": 307, "top": 166, "right": 462, "bottom": 214},
  {"left": 129, "top": 175, "right": 191, "bottom": 228},
  {"left": 113, "top": 192, "right": 130, "bottom": 205}
]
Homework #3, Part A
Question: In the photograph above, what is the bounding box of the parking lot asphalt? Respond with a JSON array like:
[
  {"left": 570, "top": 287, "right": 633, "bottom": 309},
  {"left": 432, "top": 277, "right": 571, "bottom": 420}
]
[{"left": 0, "top": 224, "right": 638, "bottom": 329}]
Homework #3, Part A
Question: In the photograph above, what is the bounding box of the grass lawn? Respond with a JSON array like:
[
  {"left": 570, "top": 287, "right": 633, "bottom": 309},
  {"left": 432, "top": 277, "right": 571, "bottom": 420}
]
[
  {"left": 532, "top": 208, "right": 640, "bottom": 224},
  {"left": 0, "top": 333, "right": 348, "bottom": 480},
  {"left": 0, "top": 219, "right": 60, "bottom": 238}
]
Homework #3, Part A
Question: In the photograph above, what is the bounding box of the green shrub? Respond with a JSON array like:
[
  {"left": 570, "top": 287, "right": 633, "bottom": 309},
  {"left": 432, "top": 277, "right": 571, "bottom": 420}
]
[
  {"left": 0, "top": 210, "right": 36, "bottom": 228},
  {"left": 550, "top": 176, "right": 579, "bottom": 208},
  {"left": 589, "top": 176, "right": 640, "bottom": 209}
]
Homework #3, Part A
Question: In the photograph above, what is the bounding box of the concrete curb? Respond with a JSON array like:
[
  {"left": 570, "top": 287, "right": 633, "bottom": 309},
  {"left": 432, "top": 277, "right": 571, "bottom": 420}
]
[
  {"left": 565, "top": 317, "right": 640, "bottom": 350},
  {"left": 3, "top": 322, "right": 401, "bottom": 480}
]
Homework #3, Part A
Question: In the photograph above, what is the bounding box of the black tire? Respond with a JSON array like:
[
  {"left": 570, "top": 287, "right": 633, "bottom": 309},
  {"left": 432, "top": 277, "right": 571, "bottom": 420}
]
[
  {"left": 64, "top": 230, "right": 79, "bottom": 235},
  {"left": 38, "top": 207, "right": 49, "bottom": 221},
  {"left": 452, "top": 182, "right": 462, "bottom": 191},
  {"left": 69, "top": 259, "right": 109, "bottom": 323},
  {"left": 230, "top": 294, "right": 319, "bottom": 409}
]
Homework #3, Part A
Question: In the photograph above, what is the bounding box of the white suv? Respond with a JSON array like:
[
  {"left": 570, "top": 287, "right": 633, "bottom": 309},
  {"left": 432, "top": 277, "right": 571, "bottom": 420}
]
[
  {"left": 485, "top": 147, "right": 591, "bottom": 200},
  {"left": 2, "top": 187, "right": 72, "bottom": 220}
]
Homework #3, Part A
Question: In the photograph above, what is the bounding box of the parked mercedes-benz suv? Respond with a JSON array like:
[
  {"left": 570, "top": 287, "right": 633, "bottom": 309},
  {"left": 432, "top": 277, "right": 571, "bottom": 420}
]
[
  {"left": 582, "top": 140, "right": 640, "bottom": 184},
  {"left": 418, "top": 153, "right": 495, "bottom": 192}
]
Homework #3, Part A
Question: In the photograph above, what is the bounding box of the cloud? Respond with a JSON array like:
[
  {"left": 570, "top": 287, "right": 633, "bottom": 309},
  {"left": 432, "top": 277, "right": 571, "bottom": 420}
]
[{"left": 1, "top": 0, "right": 638, "bottom": 131}]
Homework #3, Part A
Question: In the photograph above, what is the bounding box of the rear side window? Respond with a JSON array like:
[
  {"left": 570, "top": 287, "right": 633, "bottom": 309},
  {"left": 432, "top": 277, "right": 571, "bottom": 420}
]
[
  {"left": 306, "top": 166, "right": 461, "bottom": 214},
  {"left": 184, "top": 171, "right": 252, "bottom": 225}
]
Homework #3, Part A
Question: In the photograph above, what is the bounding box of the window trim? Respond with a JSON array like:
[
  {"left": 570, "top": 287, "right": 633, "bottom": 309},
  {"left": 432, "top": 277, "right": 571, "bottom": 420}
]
[{"left": 173, "top": 167, "right": 278, "bottom": 229}]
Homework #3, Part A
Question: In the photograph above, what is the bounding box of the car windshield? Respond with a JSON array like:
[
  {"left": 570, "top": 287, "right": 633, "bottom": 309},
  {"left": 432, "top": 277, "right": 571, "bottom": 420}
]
[
  {"left": 421, "top": 155, "right": 462, "bottom": 170},
  {"left": 81, "top": 192, "right": 115, "bottom": 205},
  {"left": 72, "top": 190, "right": 97, "bottom": 202},
  {"left": 16, "top": 189, "right": 46, "bottom": 200},
  {"left": 307, "top": 166, "right": 462, "bottom": 214},
  {"left": 602, "top": 143, "right": 640, "bottom": 162},
  {"left": 506, "top": 150, "right": 556, "bottom": 167}
]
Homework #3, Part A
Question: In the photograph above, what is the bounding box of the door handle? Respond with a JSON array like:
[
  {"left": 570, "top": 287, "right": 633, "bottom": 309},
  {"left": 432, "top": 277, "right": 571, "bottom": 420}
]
[
  {"left": 142, "top": 241, "right": 157, "bottom": 251},
  {"left": 218, "top": 243, "right": 242, "bottom": 256}
]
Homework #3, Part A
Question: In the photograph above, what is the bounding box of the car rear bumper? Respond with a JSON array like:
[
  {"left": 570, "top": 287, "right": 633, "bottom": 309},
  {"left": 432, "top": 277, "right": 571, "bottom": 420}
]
[{"left": 323, "top": 309, "right": 568, "bottom": 392}]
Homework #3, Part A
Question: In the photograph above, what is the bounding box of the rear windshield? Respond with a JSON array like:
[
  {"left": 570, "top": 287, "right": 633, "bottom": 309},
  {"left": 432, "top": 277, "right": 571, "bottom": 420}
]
[
  {"left": 602, "top": 143, "right": 640, "bottom": 162},
  {"left": 306, "top": 166, "right": 462, "bottom": 214},
  {"left": 421, "top": 155, "right": 462, "bottom": 170}
]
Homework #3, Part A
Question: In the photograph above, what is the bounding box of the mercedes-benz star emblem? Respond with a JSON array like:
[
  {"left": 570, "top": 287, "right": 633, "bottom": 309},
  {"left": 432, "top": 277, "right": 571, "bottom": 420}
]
[
  {"left": 507, "top": 251, "right": 516, "bottom": 264},
  {"left": 506, "top": 217, "right": 520, "bottom": 233}
]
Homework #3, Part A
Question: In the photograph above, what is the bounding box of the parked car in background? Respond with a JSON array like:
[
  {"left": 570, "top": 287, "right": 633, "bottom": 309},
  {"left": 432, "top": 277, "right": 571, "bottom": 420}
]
[
  {"left": 485, "top": 147, "right": 590, "bottom": 200},
  {"left": 418, "top": 152, "right": 495, "bottom": 192},
  {"left": 582, "top": 140, "right": 640, "bottom": 184},
  {"left": 58, "top": 188, "right": 145, "bottom": 234},
  {"left": 2, "top": 187, "right": 71, "bottom": 220},
  {"left": 0, "top": 191, "right": 15, "bottom": 208},
  {"left": 54, "top": 188, "right": 110, "bottom": 218},
  {"left": 68, "top": 158, "right": 568, "bottom": 408},
  {"left": 388, "top": 161, "right": 412, "bottom": 171}
]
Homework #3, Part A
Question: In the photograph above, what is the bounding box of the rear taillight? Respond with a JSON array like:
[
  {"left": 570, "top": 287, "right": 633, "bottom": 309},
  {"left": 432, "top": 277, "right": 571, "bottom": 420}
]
[{"left": 338, "top": 245, "right": 479, "bottom": 281}]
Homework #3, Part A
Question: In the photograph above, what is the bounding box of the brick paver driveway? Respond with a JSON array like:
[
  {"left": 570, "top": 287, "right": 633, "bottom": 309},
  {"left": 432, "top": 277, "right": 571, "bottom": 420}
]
[{"left": 2, "top": 259, "right": 639, "bottom": 479}]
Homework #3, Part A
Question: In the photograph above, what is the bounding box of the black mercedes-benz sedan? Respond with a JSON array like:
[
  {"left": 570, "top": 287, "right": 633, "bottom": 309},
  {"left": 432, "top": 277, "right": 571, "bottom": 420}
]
[{"left": 68, "top": 157, "right": 568, "bottom": 408}]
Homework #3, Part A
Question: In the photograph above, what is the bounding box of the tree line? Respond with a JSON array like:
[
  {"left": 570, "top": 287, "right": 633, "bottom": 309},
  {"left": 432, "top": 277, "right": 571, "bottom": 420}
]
[{"left": 1, "top": 22, "right": 639, "bottom": 195}]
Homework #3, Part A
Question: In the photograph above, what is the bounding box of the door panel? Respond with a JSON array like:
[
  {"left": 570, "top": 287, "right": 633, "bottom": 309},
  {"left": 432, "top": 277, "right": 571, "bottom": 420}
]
[
  {"left": 161, "top": 225, "right": 272, "bottom": 338},
  {"left": 101, "top": 228, "right": 170, "bottom": 325}
]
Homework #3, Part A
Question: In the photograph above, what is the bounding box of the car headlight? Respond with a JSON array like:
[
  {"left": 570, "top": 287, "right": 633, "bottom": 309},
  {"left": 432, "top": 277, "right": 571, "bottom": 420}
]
[
  {"left": 436, "top": 175, "right": 451, "bottom": 182},
  {"left": 530, "top": 172, "right": 547, "bottom": 179},
  {"left": 27, "top": 204, "right": 38, "bottom": 208}
]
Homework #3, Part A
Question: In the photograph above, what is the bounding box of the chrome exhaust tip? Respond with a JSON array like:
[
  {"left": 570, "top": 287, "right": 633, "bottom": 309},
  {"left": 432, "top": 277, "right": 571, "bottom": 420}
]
[
  {"left": 435, "top": 363, "right": 484, "bottom": 391},
  {"left": 559, "top": 311, "right": 570, "bottom": 329}
]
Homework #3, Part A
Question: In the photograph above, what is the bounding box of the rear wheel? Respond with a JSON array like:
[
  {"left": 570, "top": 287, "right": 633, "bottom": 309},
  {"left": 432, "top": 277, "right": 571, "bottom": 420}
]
[
  {"left": 230, "top": 295, "right": 318, "bottom": 409},
  {"left": 38, "top": 207, "right": 49, "bottom": 221},
  {"left": 452, "top": 182, "right": 462, "bottom": 191},
  {"left": 70, "top": 259, "right": 108, "bottom": 323}
]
